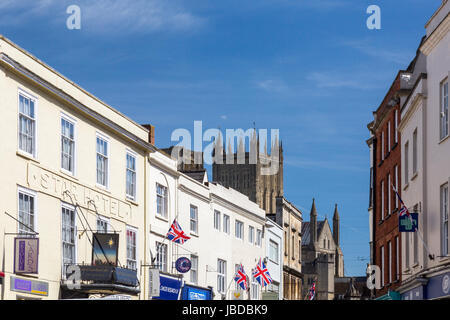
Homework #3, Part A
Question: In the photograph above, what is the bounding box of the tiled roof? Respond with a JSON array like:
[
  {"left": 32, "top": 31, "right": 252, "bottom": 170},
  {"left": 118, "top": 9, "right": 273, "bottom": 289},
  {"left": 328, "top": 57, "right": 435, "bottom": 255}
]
[{"left": 181, "top": 170, "right": 207, "bottom": 184}]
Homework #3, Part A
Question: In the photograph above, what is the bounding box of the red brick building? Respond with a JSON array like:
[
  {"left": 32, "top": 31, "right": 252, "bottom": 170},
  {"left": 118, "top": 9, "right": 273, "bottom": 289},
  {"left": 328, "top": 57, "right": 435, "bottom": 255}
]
[{"left": 368, "top": 73, "right": 403, "bottom": 298}]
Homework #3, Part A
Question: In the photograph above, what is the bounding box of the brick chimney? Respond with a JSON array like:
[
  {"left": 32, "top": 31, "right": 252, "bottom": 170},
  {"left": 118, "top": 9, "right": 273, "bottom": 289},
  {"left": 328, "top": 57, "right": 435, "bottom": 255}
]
[{"left": 141, "top": 124, "right": 155, "bottom": 145}]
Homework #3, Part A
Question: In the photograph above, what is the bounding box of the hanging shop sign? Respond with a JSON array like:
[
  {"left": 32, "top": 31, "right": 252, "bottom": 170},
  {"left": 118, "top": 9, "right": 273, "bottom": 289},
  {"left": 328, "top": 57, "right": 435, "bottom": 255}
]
[
  {"left": 175, "top": 257, "right": 192, "bottom": 273},
  {"left": 10, "top": 276, "right": 48, "bottom": 296},
  {"left": 14, "top": 237, "right": 39, "bottom": 274},
  {"left": 92, "top": 233, "right": 119, "bottom": 266},
  {"left": 231, "top": 290, "right": 244, "bottom": 300},
  {"left": 181, "top": 285, "right": 212, "bottom": 300},
  {"left": 399, "top": 213, "right": 419, "bottom": 232}
]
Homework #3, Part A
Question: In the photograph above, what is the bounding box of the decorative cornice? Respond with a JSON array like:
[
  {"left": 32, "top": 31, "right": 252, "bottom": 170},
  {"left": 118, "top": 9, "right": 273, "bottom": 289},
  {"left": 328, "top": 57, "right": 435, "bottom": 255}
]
[{"left": 421, "top": 12, "right": 450, "bottom": 56}]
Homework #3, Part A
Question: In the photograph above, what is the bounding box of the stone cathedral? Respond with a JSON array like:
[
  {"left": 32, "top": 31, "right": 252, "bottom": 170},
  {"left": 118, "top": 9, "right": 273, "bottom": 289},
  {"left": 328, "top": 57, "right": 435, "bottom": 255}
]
[{"left": 212, "top": 131, "right": 284, "bottom": 214}]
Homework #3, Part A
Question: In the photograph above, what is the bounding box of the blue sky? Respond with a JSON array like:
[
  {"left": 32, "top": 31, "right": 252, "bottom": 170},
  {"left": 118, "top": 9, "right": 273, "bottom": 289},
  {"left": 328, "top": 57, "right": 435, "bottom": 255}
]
[{"left": 0, "top": 0, "right": 442, "bottom": 276}]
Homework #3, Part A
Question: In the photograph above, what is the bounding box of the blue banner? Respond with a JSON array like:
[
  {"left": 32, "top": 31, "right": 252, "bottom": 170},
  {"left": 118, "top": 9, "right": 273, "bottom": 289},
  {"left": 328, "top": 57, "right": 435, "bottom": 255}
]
[
  {"left": 153, "top": 274, "right": 182, "bottom": 300},
  {"left": 181, "top": 285, "right": 212, "bottom": 300}
]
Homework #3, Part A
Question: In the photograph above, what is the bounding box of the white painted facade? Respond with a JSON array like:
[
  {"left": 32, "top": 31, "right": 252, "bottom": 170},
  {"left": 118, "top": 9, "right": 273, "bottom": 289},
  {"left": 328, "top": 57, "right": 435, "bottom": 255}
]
[
  {"left": 398, "top": 1, "right": 450, "bottom": 299},
  {"left": 146, "top": 150, "right": 267, "bottom": 300},
  {"left": 0, "top": 35, "right": 153, "bottom": 300},
  {"left": 264, "top": 218, "right": 283, "bottom": 300}
]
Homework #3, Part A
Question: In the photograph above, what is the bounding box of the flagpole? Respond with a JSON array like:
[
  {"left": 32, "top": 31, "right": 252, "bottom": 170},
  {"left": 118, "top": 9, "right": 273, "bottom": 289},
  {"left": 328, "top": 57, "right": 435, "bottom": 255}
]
[{"left": 391, "top": 183, "right": 435, "bottom": 260}]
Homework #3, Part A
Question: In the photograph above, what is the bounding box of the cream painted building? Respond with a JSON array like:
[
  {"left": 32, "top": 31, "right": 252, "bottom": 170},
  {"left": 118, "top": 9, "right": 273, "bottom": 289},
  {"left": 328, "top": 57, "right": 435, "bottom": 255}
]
[
  {"left": 0, "top": 35, "right": 155, "bottom": 300},
  {"left": 398, "top": 1, "right": 450, "bottom": 300},
  {"left": 146, "top": 149, "right": 267, "bottom": 300}
]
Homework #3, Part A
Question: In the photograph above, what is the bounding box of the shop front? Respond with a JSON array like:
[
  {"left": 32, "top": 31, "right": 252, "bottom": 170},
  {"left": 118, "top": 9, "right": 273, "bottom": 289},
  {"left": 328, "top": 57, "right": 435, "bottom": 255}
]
[{"left": 401, "top": 271, "right": 450, "bottom": 300}]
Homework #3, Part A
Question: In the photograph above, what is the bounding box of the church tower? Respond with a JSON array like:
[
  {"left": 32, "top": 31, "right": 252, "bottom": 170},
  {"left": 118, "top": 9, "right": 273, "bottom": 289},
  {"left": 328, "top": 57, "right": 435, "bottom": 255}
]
[{"left": 212, "top": 130, "right": 283, "bottom": 214}]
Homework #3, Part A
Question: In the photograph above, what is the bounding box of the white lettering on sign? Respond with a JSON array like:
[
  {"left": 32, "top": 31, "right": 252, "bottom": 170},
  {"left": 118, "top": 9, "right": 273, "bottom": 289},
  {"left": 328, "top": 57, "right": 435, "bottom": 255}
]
[{"left": 27, "top": 163, "right": 132, "bottom": 221}]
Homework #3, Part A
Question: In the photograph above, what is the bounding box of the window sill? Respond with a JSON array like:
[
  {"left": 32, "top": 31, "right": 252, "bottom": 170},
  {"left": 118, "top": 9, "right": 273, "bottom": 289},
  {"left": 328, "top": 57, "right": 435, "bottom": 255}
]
[
  {"left": 16, "top": 151, "right": 39, "bottom": 163},
  {"left": 438, "top": 134, "right": 450, "bottom": 145},
  {"left": 190, "top": 232, "right": 199, "bottom": 238},
  {"left": 439, "top": 255, "right": 450, "bottom": 262},
  {"left": 155, "top": 214, "right": 169, "bottom": 223},
  {"left": 95, "top": 184, "right": 111, "bottom": 193},
  {"left": 411, "top": 172, "right": 418, "bottom": 181},
  {"left": 126, "top": 197, "right": 139, "bottom": 206},
  {"left": 60, "top": 169, "right": 78, "bottom": 180},
  {"left": 403, "top": 183, "right": 409, "bottom": 191}
]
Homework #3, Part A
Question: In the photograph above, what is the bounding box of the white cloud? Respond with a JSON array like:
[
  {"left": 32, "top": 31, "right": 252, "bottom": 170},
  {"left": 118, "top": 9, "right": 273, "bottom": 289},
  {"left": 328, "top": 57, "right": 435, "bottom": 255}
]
[
  {"left": 0, "top": 0, "right": 205, "bottom": 34},
  {"left": 256, "top": 79, "right": 289, "bottom": 93},
  {"left": 342, "top": 39, "right": 412, "bottom": 65},
  {"left": 307, "top": 71, "right": 382, "bottom": 90}
]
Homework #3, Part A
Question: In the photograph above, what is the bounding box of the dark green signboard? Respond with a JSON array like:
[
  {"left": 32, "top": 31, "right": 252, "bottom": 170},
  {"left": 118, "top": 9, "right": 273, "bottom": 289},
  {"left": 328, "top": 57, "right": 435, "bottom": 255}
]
[{"left": 399, "top": 213, "right": 418, "bottom": 232}]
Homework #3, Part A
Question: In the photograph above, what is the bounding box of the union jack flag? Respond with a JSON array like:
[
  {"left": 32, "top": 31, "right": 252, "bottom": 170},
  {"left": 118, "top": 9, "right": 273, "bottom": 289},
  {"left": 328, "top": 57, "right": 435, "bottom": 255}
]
[
  {"left": 234, "top": 264, "right": 248, "bottom": 291},
  {"left": 252, "top": 258, "right": 272, "bottom": 287},
  {"left": 308, "top": 281, "right": 316, "bottom": 300},
  {"left": 392, "top": 184, "right": 410, "bottom": 217},
  {"left": 166, "top": 219, "right": 191, "bottom": 244}
]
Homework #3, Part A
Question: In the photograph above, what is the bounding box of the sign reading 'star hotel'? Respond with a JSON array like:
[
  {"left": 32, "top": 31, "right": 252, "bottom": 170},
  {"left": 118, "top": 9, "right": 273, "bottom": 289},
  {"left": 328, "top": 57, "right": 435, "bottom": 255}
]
[{"left": 14, "top": 238, "right": 39, "bottom": 274}]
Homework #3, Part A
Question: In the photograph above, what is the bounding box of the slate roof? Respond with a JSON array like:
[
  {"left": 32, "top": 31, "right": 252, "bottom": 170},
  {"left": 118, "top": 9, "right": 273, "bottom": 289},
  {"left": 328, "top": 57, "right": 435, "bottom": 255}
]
[
  {"left": 181, "top": 170, "right": 207, "bottom": 184},
  {"left": 301, "top": 220, "right": 325, "bottom": 245}
]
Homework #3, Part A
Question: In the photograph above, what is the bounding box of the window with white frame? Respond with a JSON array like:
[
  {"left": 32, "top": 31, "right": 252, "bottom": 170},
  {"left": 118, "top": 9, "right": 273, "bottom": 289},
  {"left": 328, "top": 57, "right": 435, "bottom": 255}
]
[
  {"left": 126, "top": 227, "right": 137, "bottom": 270},
  {"left": 217, "top": 259, "right": 226, "bottom": 294},
  {"left": 388, "top": 121, "right": 391, "bottom": 151},
  {"left": 395, "top": 165, "right": 399, "bottom": 209},
  {"left": 441, "top": 183, "right": 449, "bottom": 256},
  {"left": 413, "top": 129, "right": 418, "bottom": 175},
  {"left": 156, "top": 183, "right": 168, "bottom": 218},
  {"left": 234, "top": 264, "right": 240, "bottom": 291},
  {"left": 404, "top": 142, "right": 409, "bottom": 184},
  {"left": 395, "top": 109, "right": 398, "bottom": 144},
  {"left": 18, "top": 188, "right": 36, "bottom": 236},
  {"left": 249, "top": 226, "right": 255, "bottom": 244},
  {"left": 61, "top": 116, "right": 75, "bottom": 174},
  {"left": 96, "top": 216, "right": 108, "bottom": 233},
  {"left": 62, "top": 204, "right": 76, "bottom": 276},
  {"left": 251, "top": 275, "right": 259, "bottom": 300},
  {"left": 156, "top": 242, "right": 168, "bottom": 272},
  {"left": 223, "top": 214, "right": 230, "bottom": 234},
  {"left": 388, "top": 174, "right": 391, "bottom": 215},
  {"left": 126, "top": 152, "right": 136, "bottom": 200},
  {"left": 381, "top": 131, "right": 385, "bottom": 160},
  {"left": 388, "top": 241, "right": 392, "bottom": 284},
  {"left": 381, "top": 180, "right": 385, "bottom": 220},
  {"left": 190, "top": 255, "right": 198, "bottom": 284},
  {"left": 214, "top": 210, "right": 221, "bottom": 230},
  {"left": 440, "top": 79, "right": 449, "bottom": 140},
  {"left": 235, "top": 220, "right": 243, "bottom": 240},
  {"left": 190, "top": 205, "right": 198, "bottom": 234},
  {"left": 405, "top": 232, "right": 410, "bottom": 269},
  {"left": 18, "top": 92, "right": 36, "bottom": 157},
  {"left": 96, "top": 135, "right": 109, "bottom": 187},
  {"left": 256, "top": 229, "right": 262, "bottom": 247},
  {"left": 269, "top": 240, "right": 279, "bottom": 264},
  {"left": 381, "top": 246, "right": 385, "bottom": 286},
  {"left": 396, "top": 236, "right": 399, "bottom": 280}
]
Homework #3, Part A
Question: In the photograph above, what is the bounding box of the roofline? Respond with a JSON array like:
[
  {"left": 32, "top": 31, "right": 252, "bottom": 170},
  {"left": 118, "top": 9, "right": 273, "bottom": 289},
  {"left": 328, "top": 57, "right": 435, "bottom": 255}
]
[
  {"left": 424, "top": 0, "right": 448, "bottom": 28},
  {"left": 0, "top": 34, "right": 150, "bottom": 135}
]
